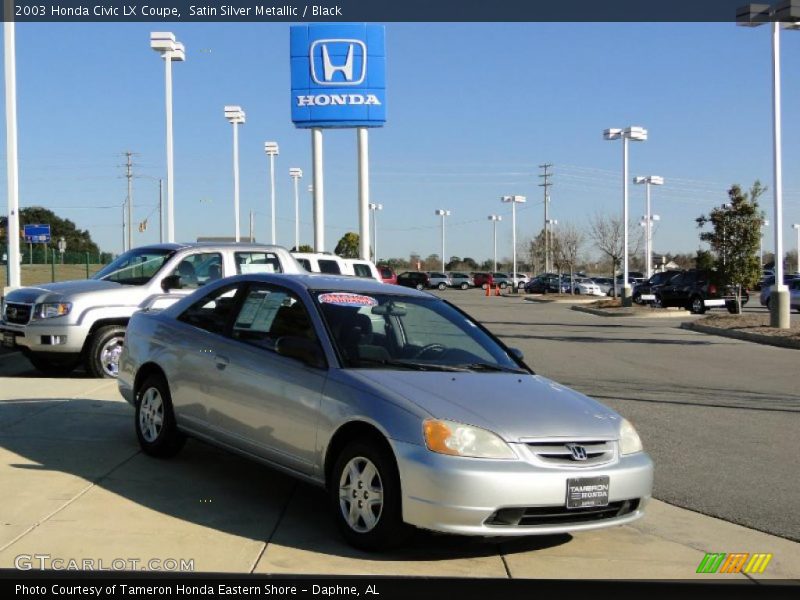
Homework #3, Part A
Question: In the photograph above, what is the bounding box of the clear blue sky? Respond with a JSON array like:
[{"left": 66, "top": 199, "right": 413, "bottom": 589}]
[{"left": 3, "top": 22, "right": 800, "bottom": 264}]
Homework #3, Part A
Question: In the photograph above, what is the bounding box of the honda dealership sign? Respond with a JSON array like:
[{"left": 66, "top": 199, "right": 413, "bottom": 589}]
[{"left": 290, "top": 24, "right": 386, "bottom": 128}]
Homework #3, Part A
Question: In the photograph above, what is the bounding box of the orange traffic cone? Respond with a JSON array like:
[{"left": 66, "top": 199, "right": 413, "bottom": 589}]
[
  {"left": 485, "top": 284, "right": 490, "bottom": 297},
  {"left": 495, "top": 284, "right": 500, "bottom": 296}
]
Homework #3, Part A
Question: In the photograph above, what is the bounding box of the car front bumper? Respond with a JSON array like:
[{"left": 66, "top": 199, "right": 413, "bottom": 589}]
[
  {"left": 0, "top": 320, "right": 88, "bottom": 354},
  {"left": 394, "top": 440, "right": 653, "bottom": 536}
]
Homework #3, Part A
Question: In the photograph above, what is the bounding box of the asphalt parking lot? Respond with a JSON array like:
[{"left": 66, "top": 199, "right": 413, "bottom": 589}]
[{"left": 0, "top": 291, "right": 798, "bottom": 579}]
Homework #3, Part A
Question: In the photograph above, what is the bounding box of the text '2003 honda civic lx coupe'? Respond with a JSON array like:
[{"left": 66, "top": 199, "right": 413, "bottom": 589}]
[{"left": 118, "top": 274, "right": 653, "bottom": 550}]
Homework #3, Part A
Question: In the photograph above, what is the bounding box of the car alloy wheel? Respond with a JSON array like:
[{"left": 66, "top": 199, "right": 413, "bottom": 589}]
[
  {"left": 139, "top": 386, "right": 164, "bottom": 444},
  {"left": 134, "top": 375, "right": 185, "bottom": 458},
  {"left": 437, "top": 282, "right": 447, "bottom": 290},
  {"left": 690, "top": 297, "right": 706, "bottom": 314},
  {"left": 460, "top": 282, "right": 468, "bottom": 290},
  {"left": 86, "top": 325, "right": 127, "bottom": 379},
  {"left": 338, "top": 456, "right": 384, "bottom": 533},
  {"left": 415, "top": 283, "right": 424, "bottom": 291}
]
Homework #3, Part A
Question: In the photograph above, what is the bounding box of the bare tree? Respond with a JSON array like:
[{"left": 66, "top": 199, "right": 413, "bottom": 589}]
[
  {"left": 553, "top": 224, "right": 585, "bottom": 294},
  {"left": 587, "top": 213, "right": 644, "bottom": 295}
]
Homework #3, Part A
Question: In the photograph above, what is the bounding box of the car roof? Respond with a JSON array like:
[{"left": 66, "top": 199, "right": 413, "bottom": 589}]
[
  {"left": 221, "top": 273, "right": 434, "bottom": 298},
  {"left": 135, "top": 242, "right": 290, "bottom": 252}
]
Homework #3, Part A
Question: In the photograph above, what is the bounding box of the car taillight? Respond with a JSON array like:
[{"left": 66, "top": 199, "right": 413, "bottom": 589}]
[{"left": 709, "top": 284, "right": 717, "bottom": 294}]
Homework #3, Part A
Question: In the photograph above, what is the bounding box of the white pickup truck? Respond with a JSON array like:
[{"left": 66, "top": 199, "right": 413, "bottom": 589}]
[{"left": 0, "top": 242, "right": 303, "bottom": 378}]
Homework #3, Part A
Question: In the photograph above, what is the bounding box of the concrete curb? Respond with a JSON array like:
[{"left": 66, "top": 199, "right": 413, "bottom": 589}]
[
  {"left": 681, "top": 321, "right": 800, "bottom": 350},
  {"left": 522, "top": 296, "right": 600, "bottom": 305},
  {"left": 572, "top": 305, "right": 692, "bottom": 318}
]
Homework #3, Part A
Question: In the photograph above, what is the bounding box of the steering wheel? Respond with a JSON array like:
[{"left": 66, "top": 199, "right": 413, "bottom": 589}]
[{"left": 414, "top": 343, "right": 447, "bottom": 359}]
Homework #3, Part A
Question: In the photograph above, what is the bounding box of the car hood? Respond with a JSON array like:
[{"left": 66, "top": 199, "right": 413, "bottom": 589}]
[
  {"left": 4, "top": 279, "right": 128, "bottom": 304},
  {"left": 348, "top": 370, "right": 621, "bottom": 442}
]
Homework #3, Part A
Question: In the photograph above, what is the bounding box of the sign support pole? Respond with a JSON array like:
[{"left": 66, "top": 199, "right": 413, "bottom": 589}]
[
  {"left": 4, "top": 16, "right": 21, "bottom": 288},
  {"left": 357, "top": 127, "right": 371, "bottom": 261},
  {"left": 312, "top": 128, "right": 325, "bottom": 252}
]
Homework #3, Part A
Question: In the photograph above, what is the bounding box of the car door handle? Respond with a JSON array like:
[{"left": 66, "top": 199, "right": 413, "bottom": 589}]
[{"left": 215, "top": 355, "right": 230, "bottom": 370}]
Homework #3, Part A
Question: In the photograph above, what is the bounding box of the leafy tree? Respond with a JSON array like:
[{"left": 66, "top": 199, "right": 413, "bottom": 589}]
[
  {"left": 1, "top": 206, "right": 102, "bottom": 258},
  {"left": 695, "top": 249, "right": 715, "bottom": 270},
  {"left": 696, "top": 182, "right": 765, "bottom": 311},
  {"left": 334, "top": 232, "right": 360, "bottom": 258},
  {"left": 293, "top": 244, "right": 314, "bottom": 252}
]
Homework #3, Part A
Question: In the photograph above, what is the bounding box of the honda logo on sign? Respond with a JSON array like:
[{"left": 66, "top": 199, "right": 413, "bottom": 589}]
[{"left": 310, "top": 39, "right": 367, "bottom": 85}]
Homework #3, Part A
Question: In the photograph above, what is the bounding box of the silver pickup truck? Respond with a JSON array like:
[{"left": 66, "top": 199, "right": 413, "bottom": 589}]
[{"left": 0, "top": 242, "right": 303, "bottom": 378}]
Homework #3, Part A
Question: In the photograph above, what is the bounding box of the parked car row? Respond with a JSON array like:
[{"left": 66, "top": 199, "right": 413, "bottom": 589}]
[{"left": 392, "top": 271, "right": 529, "bottom": 291}]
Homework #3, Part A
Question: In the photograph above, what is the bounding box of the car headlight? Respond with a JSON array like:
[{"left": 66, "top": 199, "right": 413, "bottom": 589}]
[
  {"left": 619, "top": 418, "right": 643, "bottom": 455},
  {"left": 423, "top": 419, "right": 516, "bottom": 459},
  {"left": 33, "top": 302, "right": 72, "bottom": 320}
]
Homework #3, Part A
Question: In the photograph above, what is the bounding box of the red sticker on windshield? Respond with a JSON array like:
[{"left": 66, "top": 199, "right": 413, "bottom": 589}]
[{"left": 319, "top": 293, "right": 378, "bottom": 307}]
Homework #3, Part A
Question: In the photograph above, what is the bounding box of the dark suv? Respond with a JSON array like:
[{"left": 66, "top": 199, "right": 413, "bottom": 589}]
[
  {"left": 656, "top": 270, "right": 749, "bottom": 314},
  {"left": 396, "top": 271, "right": 430, "bottom": 290},
  {"left": 632, "top": 270, "right": 682, "bottom": 304}
]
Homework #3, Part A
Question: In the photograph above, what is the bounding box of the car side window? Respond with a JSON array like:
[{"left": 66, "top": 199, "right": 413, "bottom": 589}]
[
  {"left": 318, "top": 259, "right": 341, "bottom": 274},
  {"left": 177, "top": 284, "right": 240, "bottom": 335},
  {"left": 231, "top": 285, "right": 317, "bottom": 351},
  {"left": 168, "top": 252, "right": 222, "bottom": 289},
  {"left": 235, "top": 252, "right": 283, "bottom": 274},
  {"left": 353, "top": 263, "right": 372, "bottom": 278}
]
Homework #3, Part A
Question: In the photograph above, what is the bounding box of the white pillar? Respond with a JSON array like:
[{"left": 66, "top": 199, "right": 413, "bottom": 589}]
[
  {"left": 622, "top": 137, "right": 630, "bottom": 299},
  {"left": 312, "top": 128, "right": 324, "bottom": 252},
  {"left": 357, "top": 128, "right": 370, "bottom": 260},
  {"left": 645, "top": 182, "right": 652, "bottom": 279},
  {"left": 441, "top": 214, "right": 446, "bottom": 273},
  {"left": 293, "top": 176, "right": 300, "bottom": 251},
  {"left": 493, "top": 220, "right": 498, "bottom": 272},
  {"left": 4, "top": 20, "right": 20, "bottom": 288},
  {"left": 511, "top": 202, "right": 517, "bottom": 291},
  {"left": 164, "top": 55, "right": 176, "bottom": 243},
  {"left": 771, "top": 20, "right": 789, "bottom": 327},
  {"left": 232, "top": 123, "right": 240, "bottom": 242},
  {"left": 269, "top": 153, "right": 277, "bottom": 245}
]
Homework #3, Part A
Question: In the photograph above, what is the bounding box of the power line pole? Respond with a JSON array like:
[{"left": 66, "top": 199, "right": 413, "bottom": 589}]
[
  {"left": 125, "top": 151, "right": 134, "bottom": 251},
  {"left": 538, "top": 163, "right": 553, "bottom": 272}
]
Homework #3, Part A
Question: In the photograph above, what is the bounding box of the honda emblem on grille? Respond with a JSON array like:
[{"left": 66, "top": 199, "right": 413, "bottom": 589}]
[
  {"left": 7, "top": 307, "right": 17, "bottom": 320},
  {"left": 566, "top": 444, "right": 589, "bottom": 461}
]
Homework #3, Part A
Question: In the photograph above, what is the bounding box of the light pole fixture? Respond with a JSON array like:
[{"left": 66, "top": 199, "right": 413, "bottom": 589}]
[
  {"left": 793, "top": 223, "right": 800, "bottom": 273},
  {"left": 604, "top": 126, "right": 648, "bottom": 305},
  {"left": 488, "top": 215, "right": 502, "bottom": 272},
  {"left": 289, "top": 168, "right": 303, "bottom": 251},
  {"left": 737, "top": 1, "right": 800, "bottom": 327},
  {"left": 633, "top": 175, "right": 664, "bottom": 279},
  {"left": 265, "top": 141, "right": 279, "bottom": 245},
  {"left": 150, "top": 32, "right": 185, "bottom": 244},
  {"left": 501, "top": 196, "right": 526, "bottom": 292},
  {"left": 760, "top": 219, "right": 770, "bottom": 267},
  {"left": 224, "top": 105, "right": 245, "bottom": 242},
  {"left": 434, "top": 209, "right": 451, "bottom": 273},
  {"left": 369, "top": 202, "right": 383, "bottom": 264}
]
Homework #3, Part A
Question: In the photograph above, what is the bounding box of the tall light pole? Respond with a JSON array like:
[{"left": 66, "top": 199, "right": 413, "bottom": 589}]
[
  {"left": 760, "top": 219, "right": 769, "bottom": 267},
  {"left": 737, "top": 2, "right": 799, "bottom": 327},
  {"left": 488, "top": 215, "right": 502, "bottom": 272},
  {"left": 265, "top": 141, "right": 279, "bottom": 245},
  {"left": 289, "top": 168, "right": 302, "bottom": 251},
  {"left": 224, "top": 106, "right": 245, "bottom": 242},
  {"left": 435, "top": 209, "right": 451, "bottom": 273},
  {"left": 4, "top": 14, "right": 20, "bottom": 287},
  {"left": 369, "top": 203, "right": 383, "bottom": 264},
  {"left": 634, "top": 175, "right": 664, "bottom": 279},
  {"left": 546, "top": 218, "right": 558, "bottom": 277},
  {"left": 501, "top": 196, "right": 526, "bottom": 291},
  {"left": 150, "top": 32, "right": 184, "bottom": 244},
  {"left": 604, "top": 126, "right": 648, "bottom": 306},
  {"left": 793, "top": 223, "right": 800, "bottom": 273}
]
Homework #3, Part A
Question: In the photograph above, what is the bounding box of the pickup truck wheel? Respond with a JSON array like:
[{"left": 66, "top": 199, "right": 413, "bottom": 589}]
[
  {"left": 28, "top": 354, "right": 79, "bottom": 376},
  {"left": 135, "top": 374, "right": 185, "bottom": 458},
  {"left": 86, "top": 325, "right": 127, "bottom": 379},
  {"left": 689, "top": 296, "right": 706, "bottom": 315}
]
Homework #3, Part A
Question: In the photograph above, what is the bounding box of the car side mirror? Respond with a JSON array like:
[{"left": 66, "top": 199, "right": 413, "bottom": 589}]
[
  {"left": 161, "top": 274, "right": 182, "bottom": 292},
  {"left": 509, "top": 347, "right": 524, "bottom": 361},
  {"left": 275, "top": 336, "right": 327, "bottom": 369}
]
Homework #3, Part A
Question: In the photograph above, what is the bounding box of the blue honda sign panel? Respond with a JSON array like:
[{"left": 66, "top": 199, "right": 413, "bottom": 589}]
[
  {"left": 290, "top": 24, "right": 386, "bottom": 128},
  {"left": 23, "top": 224, "right": 51, "bottom": 243}
]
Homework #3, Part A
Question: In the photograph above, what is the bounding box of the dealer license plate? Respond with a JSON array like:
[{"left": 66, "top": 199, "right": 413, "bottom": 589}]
[
  {"left": 2, "top": 331, "right": 16, "bottom": 349},
  {"left": 566, "top": 476, "right": 610, "bottom": 509},
  {"left": 704, "top": 299, "right": 726, "bottom": 307}
]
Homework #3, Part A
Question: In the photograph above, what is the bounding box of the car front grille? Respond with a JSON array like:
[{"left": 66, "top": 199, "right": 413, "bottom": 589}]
[
  {"left": 485, "top": 499, "right": 639, "bottom": 527},
  {"left": 524, "top": 440, "right": 615, "bottom": 467},
  {"left": 4, "top": 302, "right": 32, "bottom": 325}
]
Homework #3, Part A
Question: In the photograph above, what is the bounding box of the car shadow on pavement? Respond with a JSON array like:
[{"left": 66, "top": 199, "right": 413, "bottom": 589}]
[
  {"left": 0, "top": 398, "right": 571, "bottom": 564},
  {"left": 499, "top": 334, "right": 715, "bottom": 345}
]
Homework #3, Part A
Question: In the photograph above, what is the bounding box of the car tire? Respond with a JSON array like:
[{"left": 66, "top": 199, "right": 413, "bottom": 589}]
[
  {"left": 499, "top": 282, "right": 507, "bottom": 289},
  {"left": 632, "top": 292, "right": 641, "bottom": 304},
  {"left": 437, "top": 282, "right": 447, "bottom": 290},
  {"left": 330, "top": 437, "right": 409, "bottom": 551},
  {"left": 460, "top": 282, "right": 468, "bottom": 290},
  {"left": 481, "top": 283, "right": 488, "bottom": 290},
  {"left": 689, "top": 296, "right": 706, "bottom": 315},
  {"left": 27, "top": 354, "right": 79, "bottom": 376},
  {"left": 85, "top": 325, "right": 127, "bottom": 379},
  {"left": 726, "top": 301, "right": 742, "bottom": 314},
  {"left": 574, "top": 288, "right": 582, "bottom": 295},
  {"left": 653, "top": 294, "right": 663, "bottom": 309},
  {"left": 135, "top": 374, "right": 185, "bottom": 458},
  {"left": 415, "top": 283, "right": 424, "bottom": 291}
]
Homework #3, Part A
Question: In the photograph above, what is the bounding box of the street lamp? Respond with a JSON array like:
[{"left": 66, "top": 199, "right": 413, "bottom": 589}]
[
  {"left": 369, "top": 203, "right": 383, "bottom": 263},
  {"left": 434, "top": 209, "right": 451, "bottom": 273},
  {"left": 737, "top": 1, "right": 800, "bottom": 327},
  {"left": 793, "top": 223, "right": 800, "bottom": 273},
  {"left": 224, "top": 106, "right": 245, "bottom": 242},
  {"left": 488, "top": 215, "right": 502, "bottom": 272},
  {"left": 150, "top": 32, "right": 185, "bottom": 244},
  {"left": 604, "top": 126, "right": 648, "bottom": 305},
  {"left": 289, "top": 168, "right": 303, "bottom": 251},
  {"left": 265, "top": 141, "right": 279, "bottom": 245},
  {"left": 634, "top": 175, "right": 664, "bottom": 279},
  {"left": 501, "top": 196, "right": 526, "bottom": 292},
  {"left": 760, "top": 219, "right": 770, "bottom": 268}
]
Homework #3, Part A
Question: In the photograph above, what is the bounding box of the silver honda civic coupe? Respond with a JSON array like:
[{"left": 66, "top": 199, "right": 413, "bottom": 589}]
[{"left": 118, "top": 273, "right": 653, "bottom": 550}]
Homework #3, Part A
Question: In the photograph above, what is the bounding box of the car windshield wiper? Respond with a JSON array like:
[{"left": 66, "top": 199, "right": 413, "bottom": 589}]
[
  {"left": 354, "top": 358, "right": 469, "bottom": 372},
  {"left": 456, "top": 362, "right": 527, "bottom": 374}
]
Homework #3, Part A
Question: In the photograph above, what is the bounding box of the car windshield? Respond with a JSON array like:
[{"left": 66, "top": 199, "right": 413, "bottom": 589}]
[
  {"left": 313, "top": 291, "right": 526, "bottom": 372},
  {"left": 92, "top": 248, "right": 175, "bottom": 285}
]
